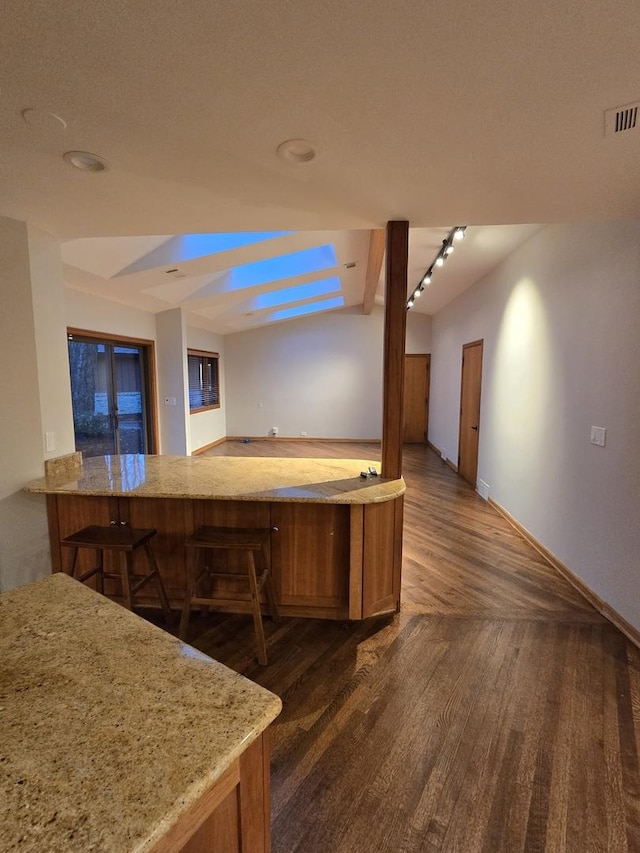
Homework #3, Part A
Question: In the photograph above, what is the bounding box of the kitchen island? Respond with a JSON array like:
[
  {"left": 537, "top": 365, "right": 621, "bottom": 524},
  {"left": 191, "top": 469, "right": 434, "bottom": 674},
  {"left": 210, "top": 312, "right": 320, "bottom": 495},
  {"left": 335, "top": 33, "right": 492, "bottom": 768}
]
[
  {"left": 25, "top": 453, "right": 406, "bottom": 620},
  {"left": 0, "top": 572, "right": 281, "bottom": 852}
]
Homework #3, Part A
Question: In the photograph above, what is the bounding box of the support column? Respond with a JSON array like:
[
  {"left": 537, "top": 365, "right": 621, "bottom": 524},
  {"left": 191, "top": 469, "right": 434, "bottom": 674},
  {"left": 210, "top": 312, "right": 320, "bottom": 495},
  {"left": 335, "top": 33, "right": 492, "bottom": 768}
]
[{"left": 381, "top": 220, "right": 409, "bottom": 478}]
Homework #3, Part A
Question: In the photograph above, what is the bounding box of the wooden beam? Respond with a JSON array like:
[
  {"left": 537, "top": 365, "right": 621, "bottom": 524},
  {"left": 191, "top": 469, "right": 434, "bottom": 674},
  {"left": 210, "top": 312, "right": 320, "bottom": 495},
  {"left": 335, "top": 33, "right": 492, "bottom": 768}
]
[
  {"left": 381, "top": 220, "right": 409, "bottom": 479},
  {"left": 362, "top": 229, "right": 385, "bottom": 315}
]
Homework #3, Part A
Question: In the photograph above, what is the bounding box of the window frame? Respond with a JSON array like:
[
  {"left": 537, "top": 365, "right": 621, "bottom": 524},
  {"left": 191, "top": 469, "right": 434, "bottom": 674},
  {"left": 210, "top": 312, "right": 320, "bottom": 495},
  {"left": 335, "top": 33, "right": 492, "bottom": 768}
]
[{"left": 187, "top": 349, "right": 221, "bottom": 414}]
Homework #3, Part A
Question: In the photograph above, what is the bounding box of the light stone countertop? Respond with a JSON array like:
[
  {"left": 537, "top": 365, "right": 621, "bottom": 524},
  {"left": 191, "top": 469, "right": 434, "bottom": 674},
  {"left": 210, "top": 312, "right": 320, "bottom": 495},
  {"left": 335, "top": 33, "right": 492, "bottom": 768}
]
[
  {"left": 0, "top": 573, "right": 282, "bottom": 852},
  {"left": 24, "top": 454, "right": 405, "bottom": 504}
]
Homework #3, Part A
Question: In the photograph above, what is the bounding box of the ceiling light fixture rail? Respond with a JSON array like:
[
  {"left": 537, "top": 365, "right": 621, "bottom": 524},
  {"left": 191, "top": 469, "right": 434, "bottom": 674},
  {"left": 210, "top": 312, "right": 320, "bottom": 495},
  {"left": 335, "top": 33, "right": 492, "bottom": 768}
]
[{"left": 407, "top": 225, "right": 466, "bottom": 309}]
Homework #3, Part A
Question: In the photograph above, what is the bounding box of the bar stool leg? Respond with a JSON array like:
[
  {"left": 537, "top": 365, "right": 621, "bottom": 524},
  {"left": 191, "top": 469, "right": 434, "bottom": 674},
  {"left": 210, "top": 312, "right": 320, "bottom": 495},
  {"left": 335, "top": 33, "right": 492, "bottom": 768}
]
[
  {"left": 258, "top": 543, "right": 280, "bottom": 623},
  {"left": 121, "top": 552, "right": 133, "bottom": 611},
  {"left": 95, "top": 548, "right": 104, "bottom": 595},
  {"left": 247, "top": 552, "right": 268, "bottom": 666},
  {"left": 179, "top": 547, "right": 199, "bottom": 640},
  {"left": 143, "top": 541, "right": 174, "bottom": 624},
  {"left": 67, "top": 547, "right": 79, "bottom": 578}
]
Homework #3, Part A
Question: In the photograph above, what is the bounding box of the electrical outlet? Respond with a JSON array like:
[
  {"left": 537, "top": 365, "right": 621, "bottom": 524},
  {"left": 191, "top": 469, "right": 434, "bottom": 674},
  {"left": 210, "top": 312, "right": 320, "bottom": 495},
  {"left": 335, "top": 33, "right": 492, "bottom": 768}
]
[
  {"left": 300, "top": 431, "right": 308, "bottom": 436},
  {"left": 590, "top": 426, "right": 606, "bottom": 447},
  {"left": 272, "top": 426, "right": 279, "bottom": 436},
  {"left": 45, "top": 431, "right": 56, "bottom": 452},
  {"left": 164, "top": 396, "right": 177, "bottom": 407}
]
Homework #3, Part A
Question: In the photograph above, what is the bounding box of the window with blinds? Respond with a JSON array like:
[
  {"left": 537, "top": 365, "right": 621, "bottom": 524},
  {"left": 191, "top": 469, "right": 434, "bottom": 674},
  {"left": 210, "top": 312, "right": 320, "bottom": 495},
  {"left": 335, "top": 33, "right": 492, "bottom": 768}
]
[{"left": 187, "top": 350, "right": 220, "bottom": 412}]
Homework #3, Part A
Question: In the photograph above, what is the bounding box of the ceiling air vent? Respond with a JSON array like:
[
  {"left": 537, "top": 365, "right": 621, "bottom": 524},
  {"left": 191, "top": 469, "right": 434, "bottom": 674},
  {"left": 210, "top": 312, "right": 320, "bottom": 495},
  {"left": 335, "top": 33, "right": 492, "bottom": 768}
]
[
  {"left": 604, "top": 101, "right": 639, "bottom": 137},
  {"left": 165, "top": 267, "right": 187, "bottom": 279}
]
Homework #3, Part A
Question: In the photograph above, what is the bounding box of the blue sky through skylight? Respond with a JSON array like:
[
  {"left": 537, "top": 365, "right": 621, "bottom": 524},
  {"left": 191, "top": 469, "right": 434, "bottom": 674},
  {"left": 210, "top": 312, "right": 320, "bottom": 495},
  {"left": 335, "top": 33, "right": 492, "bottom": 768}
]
[
  {"left": 251, "top": 276, "right": 341, "bottom": 311},
  {"left": 229, "top": 244, "right": 337, "bottom": 291},
  {"left": 175, "top": 231, "right": 291, "bottom": 262},
  {"left": 269, "top": 296, "right": 345, "bottom": 323}
]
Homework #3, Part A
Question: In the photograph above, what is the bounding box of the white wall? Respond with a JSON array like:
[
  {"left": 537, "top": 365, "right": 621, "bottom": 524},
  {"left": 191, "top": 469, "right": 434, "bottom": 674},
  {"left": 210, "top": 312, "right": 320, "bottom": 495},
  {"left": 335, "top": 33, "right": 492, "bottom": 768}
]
[
  {"left": 225, "top": 306, "right": 432, "bottom": 439},
  {"left": 0, "top": 217, "right": 73, "bottom": 591},
  {"left": 186, "top": 326, "right": 227, "bottom": 452},
  {"left": 430, "top": 221, "right": 640, "bottom": 631},
  {"left": 65, "top": 288, "right": 157, "bottom": 341},
  {"left": 30, "top": 226, "right": 76, "bottom": 460},
  {"left": 156, "top": 308, "right": 189, "bottom": 454}
]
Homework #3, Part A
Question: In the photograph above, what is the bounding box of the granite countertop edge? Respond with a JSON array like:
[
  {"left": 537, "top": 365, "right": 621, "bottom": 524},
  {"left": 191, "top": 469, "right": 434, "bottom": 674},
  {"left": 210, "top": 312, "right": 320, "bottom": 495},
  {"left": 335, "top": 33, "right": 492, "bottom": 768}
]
[{"left": 24, "top": 454, "right": 406, "bottom": 504}]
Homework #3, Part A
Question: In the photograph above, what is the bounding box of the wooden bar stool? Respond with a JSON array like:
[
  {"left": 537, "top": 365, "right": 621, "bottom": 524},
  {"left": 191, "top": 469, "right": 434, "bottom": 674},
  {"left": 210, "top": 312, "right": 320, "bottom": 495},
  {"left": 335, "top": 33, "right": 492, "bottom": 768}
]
[
  {"left": 60, "top": 523, "right": 174, "bottom": 624},
  {"left": 179, "top": 526, "right": 280, "bottom": 665}
]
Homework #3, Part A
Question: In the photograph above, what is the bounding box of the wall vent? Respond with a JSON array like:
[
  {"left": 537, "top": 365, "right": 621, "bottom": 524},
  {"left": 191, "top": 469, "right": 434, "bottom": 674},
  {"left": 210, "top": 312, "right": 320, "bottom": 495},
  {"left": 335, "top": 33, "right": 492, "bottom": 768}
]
[{"left": 604, "top": 102, "right": 639, "bottom": 137}]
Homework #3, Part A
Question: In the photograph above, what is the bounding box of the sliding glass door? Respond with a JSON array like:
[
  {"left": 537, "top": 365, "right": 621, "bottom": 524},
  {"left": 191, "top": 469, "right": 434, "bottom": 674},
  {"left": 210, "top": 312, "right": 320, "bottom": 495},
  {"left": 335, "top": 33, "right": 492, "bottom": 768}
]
[{"left": 68, "top": 333, "right": 155, "bottom": 458}]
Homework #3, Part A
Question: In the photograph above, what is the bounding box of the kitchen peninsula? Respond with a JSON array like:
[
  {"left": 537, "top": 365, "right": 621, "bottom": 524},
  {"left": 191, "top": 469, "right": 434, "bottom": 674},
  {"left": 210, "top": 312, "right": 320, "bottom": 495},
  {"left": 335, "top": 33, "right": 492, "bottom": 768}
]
[
  {"left": 0, "top": 572, "right": 281, "bottom": 852},
  {"left": 26, "top": 453, "right": 406, "bottom": 620}
]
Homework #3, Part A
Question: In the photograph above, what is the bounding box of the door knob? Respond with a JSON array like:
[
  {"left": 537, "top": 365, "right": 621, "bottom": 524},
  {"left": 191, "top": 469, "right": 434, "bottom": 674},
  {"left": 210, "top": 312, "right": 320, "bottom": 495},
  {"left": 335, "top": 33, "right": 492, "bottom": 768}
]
[{"left": 471, "top": 425, "right": 478, "bottom": 431}]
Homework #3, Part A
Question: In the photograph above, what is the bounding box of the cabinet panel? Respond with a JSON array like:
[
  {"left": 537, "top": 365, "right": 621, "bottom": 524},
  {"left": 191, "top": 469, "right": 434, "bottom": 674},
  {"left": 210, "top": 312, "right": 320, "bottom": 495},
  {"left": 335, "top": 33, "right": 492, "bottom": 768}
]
[
  {"left": 194, "top": 500, "right": 271, "bottom": 575},
  {"left": 121, "top": 497, "right": 194, "bottom": 602},
  {"left": 362, "top": 499, "right": 398, "bottom": 617},
  {"left": 270, "top": 503, "right": 350, "bottom": 610}
]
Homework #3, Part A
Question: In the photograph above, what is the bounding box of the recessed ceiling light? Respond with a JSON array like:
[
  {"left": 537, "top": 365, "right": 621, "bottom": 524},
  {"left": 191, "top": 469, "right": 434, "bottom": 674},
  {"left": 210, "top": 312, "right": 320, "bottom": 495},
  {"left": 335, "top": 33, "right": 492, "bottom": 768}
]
[
  {"left": 63, "top": 150, "right": 109, "bottom": 173},
  {"left": 276, "top": 139, "right": 317, "bottom": 164}
]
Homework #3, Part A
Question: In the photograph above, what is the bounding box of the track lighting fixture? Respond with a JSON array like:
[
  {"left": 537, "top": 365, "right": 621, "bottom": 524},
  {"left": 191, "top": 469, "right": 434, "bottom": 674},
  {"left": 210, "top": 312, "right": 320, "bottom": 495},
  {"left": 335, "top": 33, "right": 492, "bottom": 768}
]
[{"left": 407, "top": 225, "right": 467, "bottom": 310}]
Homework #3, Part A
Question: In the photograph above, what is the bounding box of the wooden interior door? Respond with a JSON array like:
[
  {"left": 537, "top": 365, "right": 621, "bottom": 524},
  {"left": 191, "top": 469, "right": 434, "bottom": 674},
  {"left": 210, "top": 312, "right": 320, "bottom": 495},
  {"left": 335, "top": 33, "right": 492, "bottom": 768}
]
[
  {"left": 403, "top": 354, "right": 430, "bottom": 442},
  {"left": 458, "top": 340, "right": 483, "bottom": 486}
]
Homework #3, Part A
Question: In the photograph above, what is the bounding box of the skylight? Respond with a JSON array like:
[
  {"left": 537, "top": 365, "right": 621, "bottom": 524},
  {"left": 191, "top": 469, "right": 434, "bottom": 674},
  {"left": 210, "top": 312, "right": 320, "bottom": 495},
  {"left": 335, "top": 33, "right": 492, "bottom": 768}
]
[
  {"left": 251, "top": 276, "right": 341, "bottom": 311},
  {"left": 229, "top": 244, "right": 337, "bottom": 291},
  {"left": 268, "top": 295, "right": 345, "bottom": 323},
  {"left": 176, "top": 231, "right": 291, "bottom": 261}
]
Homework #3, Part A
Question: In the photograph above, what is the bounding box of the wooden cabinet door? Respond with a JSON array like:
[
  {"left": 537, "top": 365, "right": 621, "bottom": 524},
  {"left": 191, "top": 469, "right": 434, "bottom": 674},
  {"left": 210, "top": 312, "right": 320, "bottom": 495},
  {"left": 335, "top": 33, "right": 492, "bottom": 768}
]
[
  {"left": 120, "top": 497, "right": 194, "bottom": 603},
  {"left": 270, "top": 503, "right": 350, "bottom": 617}
]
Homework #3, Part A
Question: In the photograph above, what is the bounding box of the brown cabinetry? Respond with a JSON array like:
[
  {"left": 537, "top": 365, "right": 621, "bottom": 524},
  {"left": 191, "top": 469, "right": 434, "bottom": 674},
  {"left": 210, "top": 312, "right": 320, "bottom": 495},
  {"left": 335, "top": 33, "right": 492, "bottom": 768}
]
[
  {"left": 47, "top": 493, "right": 402, "bottom": 621},
  {"left": 271, "top": 502, "right": 350, "bottom": 618}
]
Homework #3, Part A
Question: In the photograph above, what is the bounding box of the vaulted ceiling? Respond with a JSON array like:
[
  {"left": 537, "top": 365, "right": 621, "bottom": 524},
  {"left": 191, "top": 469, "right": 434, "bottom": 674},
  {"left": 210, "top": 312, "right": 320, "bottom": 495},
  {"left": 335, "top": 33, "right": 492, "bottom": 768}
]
[{"left": 2, "top": 1, "right": 639, "bottom": 331}]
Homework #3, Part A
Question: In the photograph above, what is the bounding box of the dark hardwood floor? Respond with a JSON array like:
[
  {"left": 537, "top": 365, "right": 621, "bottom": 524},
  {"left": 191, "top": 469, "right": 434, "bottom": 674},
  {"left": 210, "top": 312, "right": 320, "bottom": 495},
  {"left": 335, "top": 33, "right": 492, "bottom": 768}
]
[{"left": 175, "top": 440, "right": 640, "bottom": 852}]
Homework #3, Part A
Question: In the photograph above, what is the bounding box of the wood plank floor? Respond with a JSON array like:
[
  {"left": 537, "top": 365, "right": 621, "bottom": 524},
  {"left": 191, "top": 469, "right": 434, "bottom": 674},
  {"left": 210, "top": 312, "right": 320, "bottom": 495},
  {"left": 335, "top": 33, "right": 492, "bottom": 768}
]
[{"left": 172, "top": 440, "right": 640, "bottom": 852}]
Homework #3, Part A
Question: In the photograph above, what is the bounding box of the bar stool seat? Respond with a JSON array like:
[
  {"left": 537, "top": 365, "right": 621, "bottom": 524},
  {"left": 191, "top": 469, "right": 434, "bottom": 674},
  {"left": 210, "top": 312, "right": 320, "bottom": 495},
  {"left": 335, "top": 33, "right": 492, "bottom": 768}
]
[
  {"left": 60, "top": 524, "right": 174, "bottom": 624},
  {"left": 179, "top": 526, "right": 280, "bottom": 665}
]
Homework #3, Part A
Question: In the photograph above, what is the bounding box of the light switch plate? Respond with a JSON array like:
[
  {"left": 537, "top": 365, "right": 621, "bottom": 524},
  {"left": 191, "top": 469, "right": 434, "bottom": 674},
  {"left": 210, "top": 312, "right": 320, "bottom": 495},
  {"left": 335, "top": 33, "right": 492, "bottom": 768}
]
[{"left": 590, "top": 426, "right": 606, "bottom": 447}]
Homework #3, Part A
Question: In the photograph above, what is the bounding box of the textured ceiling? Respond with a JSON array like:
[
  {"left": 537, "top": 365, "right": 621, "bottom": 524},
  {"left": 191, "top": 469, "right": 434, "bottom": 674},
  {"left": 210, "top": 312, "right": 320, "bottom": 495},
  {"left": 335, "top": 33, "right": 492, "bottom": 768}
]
[{"left": 2, "top": 1, "right": 639, "bottom": 329}]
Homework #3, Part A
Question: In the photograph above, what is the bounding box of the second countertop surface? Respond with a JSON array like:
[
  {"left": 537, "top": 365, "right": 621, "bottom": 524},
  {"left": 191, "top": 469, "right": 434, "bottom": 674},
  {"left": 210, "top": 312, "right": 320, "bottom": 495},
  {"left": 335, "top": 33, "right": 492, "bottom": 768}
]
[
  {"left": 0, "top": 573, "right": 282, "bottom": 852},
  {"left": 24, "top": 454, "right": 406, "bottom": 504}
]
